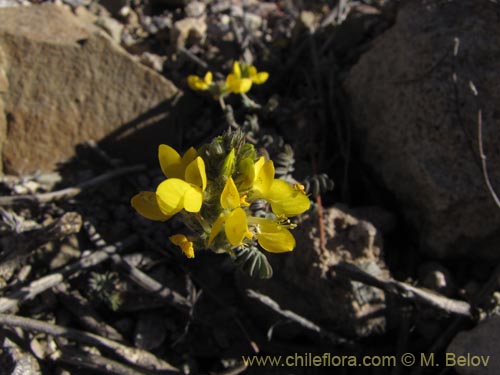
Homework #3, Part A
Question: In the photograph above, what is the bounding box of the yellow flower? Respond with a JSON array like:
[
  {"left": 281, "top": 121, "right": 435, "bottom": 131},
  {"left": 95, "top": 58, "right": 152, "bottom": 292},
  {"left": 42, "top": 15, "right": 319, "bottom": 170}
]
[
  {"left": 248, "top": 65, "right": 269, "bottom": 85},
  {"left": 208, "top": 177, "right": 253, "bottom": 247},
  {"left": 225, "top": 61, "right": 268, "bottom": 94},
  {"left": 250, "top": 157, "right": 310, "bottom": 217},
  {"left": 248, "top": 216, "right": 296, "bottom": 253},
  {"left": 208, "top": 177, "right": 297, "bottom": 253},
  {"left": 158, "top": 144, "right": 198, "bottom": 180},
  {"left": 170, "top": 234, "right": 195, "bottom": 258},
  {"left": 131, "top": 191, "right": 171, "bottom": 221},
  {"left": 187, "top": 71, "right": 213, "bottom": 91},
  {"left": 131, "top": 145, "right": 207, "bottom": 220}
]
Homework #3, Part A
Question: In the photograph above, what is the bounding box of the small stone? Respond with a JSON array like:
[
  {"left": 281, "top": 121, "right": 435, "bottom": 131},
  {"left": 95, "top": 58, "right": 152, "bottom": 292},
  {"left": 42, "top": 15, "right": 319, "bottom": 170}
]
[
  {"left": 243, "top": 12, "right": 262, "bottom": 32},
  {"left": 35, "top": 172, "right": 62, "bottom": 190},
  {"left": 418, "top": 262, "right": 456, "bottom": 297},
  {"left": 95, "top": 16, "right": 123, "bottom": 44},
  {"left": 299, "top": 10, "right": 317, "bottom": 32},
  {"left": 184, "top": 1, "right": 205, "bottom": 18},
  {"left": 139, "top": 52, "right": 166, "bottom": 72},
  {"left": 171, "top": 17, "right": 207, "bottom": 49}
]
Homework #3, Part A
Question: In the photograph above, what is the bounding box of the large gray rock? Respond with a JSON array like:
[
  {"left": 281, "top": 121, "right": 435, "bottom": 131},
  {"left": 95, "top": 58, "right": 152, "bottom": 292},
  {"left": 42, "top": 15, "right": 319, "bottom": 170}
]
[
  {"left": 344, "top": 0, "right": 500, "bottom": 258},
  {"left": 0, "top": 4, "right": 180, "bottom": 174},
  {"left": 447, "top": 316, "right": 500, "bottom": 375}
]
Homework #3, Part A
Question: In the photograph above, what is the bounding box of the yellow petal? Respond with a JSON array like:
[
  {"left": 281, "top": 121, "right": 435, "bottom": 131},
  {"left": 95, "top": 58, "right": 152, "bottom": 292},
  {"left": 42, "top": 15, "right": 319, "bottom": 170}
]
[
  {"left": 221, "top": 177, "right": 240, "bottom": 210},
  {"left": 257, "top": 227, "right": 295, "bottom": 253},
  {"left": 266, "top": 179, "right": 311, "bottom": 217},
  {"left": 158, "top": 144, "right": 183, "bottom": 179},
  {"left": 254, "top": 160, "right": 274, "bottom": 196},
  {"left": 253, "top": 72, "right": 269, "bottom": 85},
  {"left": 156, "top": 178, "right": 190, "bottom": 215},
  {"left": 187, "top": 75, "right": 201, "bottom": 90},
  {"left": 226, "top": 74, "right": 252, "bottom": 94},
  {"left": 204, "top": 71, "right": 213, "bottom": 85},
  {"left": 169, "top": 234, "right": 195, "bottom": 258},
  {"left": 237, "top": 78, "right": 253, "bottom": 93},
  {"left": 235, "top": 157, "right": 256, "bottom": 191},
  {"left": 187, "top": 74, "right": 210, "bottom": 91},
  {"left": 248, "top": 66, "right": 269, "bottom": 84},
  {"left": 183, "top": 185, "right": 203, "bottom": 213},
  {"left": 208, "top": 214, "right": 225, "bottom": 246},
  {"left": 181, "top": 147, "right": 198, "bottom": 167},
  {"left": 185, "top": 157, "right": 207, "bottom": 191},
  {"left": 225, "top": 207, "right": 252, "bottom": 246},
  {"left": 253, "top": 156, "right": 265, "bottom": 176},
  {"left": 131, "top": 191, "right": 171, "bottom": 221},
  {"left": 232, "top": 61, "right": 242, "bottom": 78}
]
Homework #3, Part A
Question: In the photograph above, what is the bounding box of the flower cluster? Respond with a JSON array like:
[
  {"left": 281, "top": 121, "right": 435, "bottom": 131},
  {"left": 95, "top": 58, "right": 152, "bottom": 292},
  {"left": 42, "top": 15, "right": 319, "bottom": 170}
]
[
  {"left": 131, "top": 131, "right": 310, "bottom": 264},
  {"left": 187, "top": 61, "right": 268, "bottom": 98}
]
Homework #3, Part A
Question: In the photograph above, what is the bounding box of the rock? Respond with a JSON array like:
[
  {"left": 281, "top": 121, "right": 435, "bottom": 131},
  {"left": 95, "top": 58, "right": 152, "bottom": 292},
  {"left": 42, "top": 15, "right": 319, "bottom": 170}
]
[
  {"left": 237, "top": 206, "right": 389, "bottom": 337},
  {"left": 139, "top": 52, "right": 166, "bottom": 72},
  {"left": 171, "top": 17, "right": 207, "bottom": 50},
  {"left": 417, "top": 261, "right": 456, "bottom": 297},
  {"left": 95, "top": 15, "right": 124, "bottom": 44},
  {"left": 0, "top": 4, "right": 181, "bottom": 175},
  {"left": 344, "top": 0, "right": 500, "bottom": 258},
  {"left": 447, "top": 316, "right": 500, "bottom": 375},
  {"left": 184, "top": 1, "right": 205, "bottom": 18}
]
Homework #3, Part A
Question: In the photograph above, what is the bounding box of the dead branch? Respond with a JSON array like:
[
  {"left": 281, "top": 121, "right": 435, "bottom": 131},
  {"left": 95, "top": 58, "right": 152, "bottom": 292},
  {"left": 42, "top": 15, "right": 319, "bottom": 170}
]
[
  {"left": 477, "top": 108, "right": 500, "bottom": 209},
  {"left": 0, "top": 313, "right": 178, "bottom": 372},
  {"left": 0, "top": 165, "right": 145, "bottom": 206},
  {"left": 0, "top": 273, "right": 63, "bottom": 313},
  {"left": 55, "top": 284, "right": 125, "bottom": 342},
  {"left": 53, "top": 346, "right": 153, "bottom": 375},
  {"left": 332, "top": 262, "right": 472, "bottom": 317},
  {"left": 83, "top": 220, "right": 191, "bottom": 311},
  {"left": 246, "top": 289, "right": 352, "bottom": 346},
  {"left": 0, "top": 235, "right": 139, "bottom": 313},
  {"left": 0, "top": 212, "right": 82, "bottom": 281}
]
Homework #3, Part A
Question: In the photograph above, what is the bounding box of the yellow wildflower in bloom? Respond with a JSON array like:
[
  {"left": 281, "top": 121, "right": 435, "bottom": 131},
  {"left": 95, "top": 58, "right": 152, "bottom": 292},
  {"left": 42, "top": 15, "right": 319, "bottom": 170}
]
[
  {"left": 131, "top": 130, "right": 315, "bottom": 276},
  {"left": 248, "top": 216, "right": 296, "bottom": 253},
  {"left": 208, "top": 177, "right": 253, "bottom": 247},
  {"left": 225, "top": 61, "right": 269, "bottom": 94},
  {"left": 187, "top": 71, "right": 213, "bottom": 91},
  {"left": 131, "top": 145, "right": 207, "bottom": 219},
  {"left": 169, "top": 234, "right": 195, "bottom": 258},
  {"left": 250, "top": 157, "right": 310, "bottom": 217},
  {"left": 208, "top": 177, "right": 298, "bottom": 253}
]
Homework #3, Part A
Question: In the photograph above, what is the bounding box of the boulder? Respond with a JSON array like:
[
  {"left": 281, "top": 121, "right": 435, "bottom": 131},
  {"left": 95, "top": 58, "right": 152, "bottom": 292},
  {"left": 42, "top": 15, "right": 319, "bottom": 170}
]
[
  {"left": 344, "top": 0, "right": 500, "bottom": 258},
  {"left": 237, "top": 206, "right": 389, "bottom": 338},
  {"left": 0, "top": 4, "right": 181, "bottom": 175},
  {"left": 447, "top": 316, "right": 500, "bottom": 375}
]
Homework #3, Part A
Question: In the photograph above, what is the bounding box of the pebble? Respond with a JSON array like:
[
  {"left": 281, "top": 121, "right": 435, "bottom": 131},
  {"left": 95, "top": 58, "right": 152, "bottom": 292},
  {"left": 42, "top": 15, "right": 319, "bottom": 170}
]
[{"left": 185, "top": 1, "right": 205, "bottom": 18}]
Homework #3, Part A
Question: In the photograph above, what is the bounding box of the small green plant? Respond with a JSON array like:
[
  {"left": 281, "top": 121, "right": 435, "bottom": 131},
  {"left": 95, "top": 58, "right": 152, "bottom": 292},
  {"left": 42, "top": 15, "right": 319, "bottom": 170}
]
[
  {"left": 131, "top": 62, "right": 315, "bottom": 278},
  {"left": 187, "top": 61, "right": 268, "bottom": 105}
]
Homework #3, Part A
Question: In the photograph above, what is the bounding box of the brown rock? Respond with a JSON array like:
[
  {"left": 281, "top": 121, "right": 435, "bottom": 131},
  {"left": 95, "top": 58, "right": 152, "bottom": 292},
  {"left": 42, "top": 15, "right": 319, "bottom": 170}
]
[
  {"left": 344, "top": 0, "right": 500, "bottom": 258},
  {"left": 0, "top": 4, "right": 181, "bottom": 175},
  {"left": 237, "top": 206, "right": 389, "bottom": 337}
]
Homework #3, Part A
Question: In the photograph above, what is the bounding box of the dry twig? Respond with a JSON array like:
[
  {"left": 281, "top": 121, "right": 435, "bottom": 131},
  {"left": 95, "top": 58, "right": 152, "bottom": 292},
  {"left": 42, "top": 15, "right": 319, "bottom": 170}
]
[
  {"left": 332, "top": 262, "right": 472, "bottom": 317},
  {"left": 0, "top": 313, "right": 178, "bottom": 372},
  {"left": 83, "top": 220, "right": 191, "bottom": 311},
  {"left": 0, "top": 165, "right": 145, "bottom": 206},
  {"left": 53, "top": 346, "right": 153, "bottom": 375},
  {"left": 246, "top": 289, "right": 352, "bottom": 346},
  {"left": 0, "top": 235, "right": 139, "bottom": 313}
]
